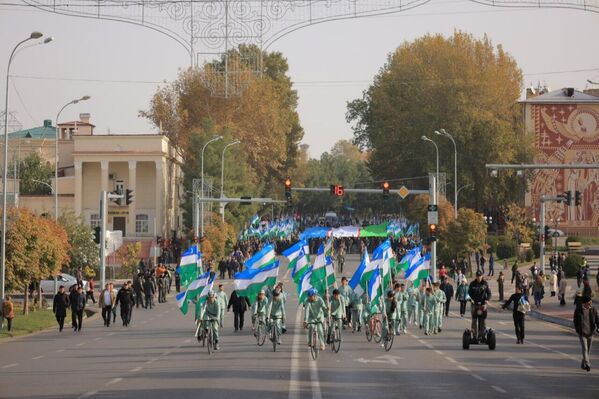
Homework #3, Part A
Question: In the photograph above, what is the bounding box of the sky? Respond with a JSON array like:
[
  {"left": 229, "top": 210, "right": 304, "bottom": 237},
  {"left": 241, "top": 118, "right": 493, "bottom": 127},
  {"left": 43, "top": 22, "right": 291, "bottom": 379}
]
[{"left": 1, "top": 0, "right": 599, "bottom": 158}]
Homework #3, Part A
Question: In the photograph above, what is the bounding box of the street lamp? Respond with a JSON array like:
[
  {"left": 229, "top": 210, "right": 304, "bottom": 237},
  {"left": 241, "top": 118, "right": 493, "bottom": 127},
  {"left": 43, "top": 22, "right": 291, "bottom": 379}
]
[
  {"left": 436, "top": 129, "right": 457, "bottom": 219},
  {"left": 55, "top": 96, "right": 90, "bottom": 221},
  {"left": 2, "top": 31, "right": 51, "bottom": 300},
  {"left": 421, "top": 135, "right": 439, "bottom": 197},
  {"left": 199, "top": 135, "right": 223, "bottom": 238},
  {"left": 220, "top": 139, "right": 241, "bottom": 222}
]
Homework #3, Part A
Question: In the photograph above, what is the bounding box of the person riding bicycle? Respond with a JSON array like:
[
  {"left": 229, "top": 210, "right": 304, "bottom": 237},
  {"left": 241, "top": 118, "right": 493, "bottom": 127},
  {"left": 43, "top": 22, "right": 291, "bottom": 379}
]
[
  {"left": 468, "top": 270, "right": 492, "bottom": 340},
  {"left": 338, "top": 277, "right": 352, "bottom": 329},
  {"left": 384, "top": 290, "right": 399, "bottom": 337},
  {"left": 203, "top": 291, "right": 222, "bottom": 350},
  {"left": 328, "top": 289, "right": 346, "bottom": 343},
  {"left": 394, "top": 283, "right": 409, "bottom": 334},
  {"left": 251, "top": 290, "right": 270, "bottom": 336},
  {"left": 266, "top": 289, "right": 286, "bottom": 344},
  {"left": 304, "top": 289, "right": 327, "bottom": 351},
  {"left": 349, "top": 290, "right": 363, "bottom": 332}
]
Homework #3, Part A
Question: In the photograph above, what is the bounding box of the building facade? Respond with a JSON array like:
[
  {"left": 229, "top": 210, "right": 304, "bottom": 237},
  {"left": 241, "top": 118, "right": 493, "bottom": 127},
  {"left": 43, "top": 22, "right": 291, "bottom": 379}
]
[{"left": 522, "top": 88, "right": 599, "bottom": 235}]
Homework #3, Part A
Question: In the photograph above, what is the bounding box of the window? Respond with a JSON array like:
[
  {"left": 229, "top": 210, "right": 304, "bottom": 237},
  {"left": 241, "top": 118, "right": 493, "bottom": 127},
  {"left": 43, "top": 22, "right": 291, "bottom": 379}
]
[
  {"left": 90, "top": 213, "right": 100, "bottom": 229},
  {"left": 115, "top": 180, "right": 124, "bottom": 195},
  {"left": 136, "top": 214, "right": 149, "bottom": 234}
]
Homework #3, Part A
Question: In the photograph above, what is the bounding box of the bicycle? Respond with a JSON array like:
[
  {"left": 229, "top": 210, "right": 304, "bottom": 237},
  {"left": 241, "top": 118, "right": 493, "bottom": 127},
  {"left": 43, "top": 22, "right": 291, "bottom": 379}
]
[
  {"left": 306, "top": 321, "right": 322, "bottom": 360},
  {"left": 382, "top": 317, "right": 395, "bottom": 352},
  {"left": 195, "top": 319, "right": 206, "bottom": 347},
  {"left": 204, "top": 319, "right": 219, "bottom": 355},
  {"left": 365, "top": 313, "right": 382, "bottom": 343},
  {"left": 254, "top": 314, "right": 267, "bottom": 346},
  {"left": 270, "top": 317, "right": 283, "bottom": 352},
  {"left": 329, "top": 316, "right": 342, "bottom": 353}
]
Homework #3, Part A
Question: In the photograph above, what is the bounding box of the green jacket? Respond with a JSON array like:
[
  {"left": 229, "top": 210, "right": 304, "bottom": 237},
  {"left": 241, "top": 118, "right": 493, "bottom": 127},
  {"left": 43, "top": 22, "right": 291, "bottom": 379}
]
[
  {"left": 434, "top": 289, "right": 446, "bottom": 305},
  {"left": 216, "top": 291, "right": 228, "bottom": 309},
  {"left": 395, "top": 290, "right": 409, "bottom": 312},
  {"left": 407, "top": 288, "right": 419, "bottom": 308},
  {"left": 338, "top": 285, "right": 352, "bottom": 304},
  {"left": 203, "top": 299, "right": 221, "bottom": 321},
  {"left": 385, "top": 298, "right": 398, "bottom": 319},
  {"left": 304, "top": 296, "right": 327, "bottom": 323},
  {"left": 252, "top": 297, "right": 270, "bottom": 317},
  {"left": 349, "top": 291, "right": 363, "bottom": 309},
  {"left": 423, "top": 294, "right": 437, "bottom": 313},
  {"left": 267, "top": 297, "right": 286, "bottom": 319},
  {"left": 456, "top": 283, "right": 469, "bottom": 301},
  {"left": 330, "top": 296, "right": 346, "bottom": 319}
]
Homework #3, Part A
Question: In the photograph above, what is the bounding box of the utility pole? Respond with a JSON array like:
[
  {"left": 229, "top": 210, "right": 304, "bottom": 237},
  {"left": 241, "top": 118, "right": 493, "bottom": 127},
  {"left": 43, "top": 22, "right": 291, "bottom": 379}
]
[
  {"left": 429, "top": 175, "right": 437, "bottom": 282},
  {"left": 100, "top": 191, "right": 123, "bottom": 289}
]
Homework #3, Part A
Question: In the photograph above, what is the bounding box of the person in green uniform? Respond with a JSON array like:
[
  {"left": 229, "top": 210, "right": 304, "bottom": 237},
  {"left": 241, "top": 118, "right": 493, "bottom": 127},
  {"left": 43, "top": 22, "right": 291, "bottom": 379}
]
[
  {"left": 251, "top": 290, "right": 270, "bottom": 336},
  {"left": 328, "top": 289, "right": 346, "bottom": 342},
  {"left": 407, "top": 283, "right": 419, "bottom": 327},
  {"left": 338, "top": 277, "right": 352, "bottom": 329},
  {"left": 433, "top": 281, "right": 447, "bottom": 334},
  {"left": 216, "top": 284, "right": 228, "bottom": 327},
  {"left": 266, "top": 289, "right": 286, "bottom": 344},
  {"left": 397, "top": 283, "right": 409, "bottom": 334},
  {"left": 418, "top": 283, "right": 427, "bottom": 329},
  {"left": 203, "top": 291, "right": 222, "bottom": 350},
  {"left": 423, "top": 287, "right": 437, "bottom": 335},
  {"left": 349, "top": 290, "right": 363, "bottom": 333},
  {"left": 304, "top": 289, "right": 327, "bottom": 350},
  {"left": 384, "top": 290, "right": 399, "bottom": 337}
]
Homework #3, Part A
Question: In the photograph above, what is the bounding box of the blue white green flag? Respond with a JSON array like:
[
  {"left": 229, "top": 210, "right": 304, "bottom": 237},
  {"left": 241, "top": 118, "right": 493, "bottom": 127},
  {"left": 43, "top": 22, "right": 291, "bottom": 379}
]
[
  {"left": 244, "top": 244, "right": 276, "bottom": 270},
  {"left": 349, "top": 251, "right": 370, "bottom": 297},
  {"left": 310, "top": 239, "right": 333, "bottom": 296},
  {"left": 282, "top": 240, "right": 310, "bottom": 270},
  {"left": 297, "top": 266, "right": 314, "bottom": 304},
  {"left": 405, "top": 252, "right": 430, "bottom": 288},
  {"left": 177, "top": 246, "right": 201, "bottom": 289},
  {"left": 234, "top": 261, "right": 280, "bottom": 303},
  {"left": 291, "top": 247, "right": 310, "bottom": 285}
]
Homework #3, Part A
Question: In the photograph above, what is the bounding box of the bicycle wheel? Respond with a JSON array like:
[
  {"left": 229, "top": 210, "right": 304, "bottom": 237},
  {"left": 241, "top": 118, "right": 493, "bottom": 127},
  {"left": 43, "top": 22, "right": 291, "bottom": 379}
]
[
  {"left": 207, "top": 329, "right": 213, "bottom": 355},
  {"left": 373, "top": 318, "right": 383, "bottom": 344},
  {"left": 384, "top": 330, "right": 394, "bottom": 352},
  {"left": 365, "top": 320, "right": 373, "bottom": 342},
  {"left": 310, "top": 329, "right": 319, "bottom": 360},
  {"left": 331, "top": 325, "right": 341, "bottom": 353},
  {"left": 272, "top": 323, "right": 278, "bottom": 352},
  {"left": 257, "top": 323, "right": 266, "bottom": 346}
]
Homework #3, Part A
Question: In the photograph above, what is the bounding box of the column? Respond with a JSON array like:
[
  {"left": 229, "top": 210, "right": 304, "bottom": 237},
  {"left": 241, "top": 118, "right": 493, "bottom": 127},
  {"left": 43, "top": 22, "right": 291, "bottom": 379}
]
[
  {"left": 127, "top": 160, "right": 137, "bottom": 238},
  {"left": 155, "top": 159, "right": 163, "bottom": 238},
  {"left": 74, "top": 160, "right": 82, "bottom": 216},
  {"left": 100, "top": 160, "right": 109, "bottom": 193}
]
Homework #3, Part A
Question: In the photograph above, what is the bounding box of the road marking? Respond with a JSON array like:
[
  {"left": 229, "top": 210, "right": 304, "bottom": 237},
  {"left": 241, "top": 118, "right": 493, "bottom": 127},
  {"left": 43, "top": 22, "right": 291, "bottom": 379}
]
[
  {"left": 32, "top": 355, "right": 44, "bottom": 360},
  {"left": 471, "top": 373, "right": 486, "bottom": 381},
  {"left": 2, "top": 363, "right": 18, "bottom": 369},
  {"left": 149, "top": 317, "right": 155, "bottom": 321},
  {"left": 76, "top": 342, "right": 84, "bottom": 347},
  {"left": 288, "top": 305, "right": 302, "bottom": 399},
  {"left": 458, "top": 365, "right": 470, "bottom": 372},
  {"left": 130, "top": 366, "right": 142, "bottom": 372},
  {"left": 418, "top": 339, "right": 428, "bottom": 345},
  {"left": 55, "top": 349, "right": 65, "bottom": 353},
  {"left": 434, "top": 350, "right": 444, "bottom": 355},
  {"left": 106, "top": 377, "right": 123, "bottom": 386},
  {"left": 309, "top": 354, "right": 322, "bottom": 399},
  {"left": 491, "top": 386, "right": 507, "bottom": 394},
  {"left": 498, "top": 321, "right": 509, "bottom": 325},
  {"left": 93, "top": 337, "right": 102, "bottom": 341},
  {"left": 78, "top": 391, "right": 97, "bottom": 399},
  {"left": 445, "top": 356, "right": 457, "bottom": 364},
  {"left": 425, "top": 343, "right": 434, "bottom": 349},
  {"left": 107, "top": 332, "right": 115, "bottom": 336}
]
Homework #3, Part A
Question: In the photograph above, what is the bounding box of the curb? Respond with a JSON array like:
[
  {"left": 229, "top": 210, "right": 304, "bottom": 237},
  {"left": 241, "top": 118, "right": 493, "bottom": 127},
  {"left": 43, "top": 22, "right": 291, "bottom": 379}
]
[{"left": 528, "top": 309, "right": 574, "bottom": 329}]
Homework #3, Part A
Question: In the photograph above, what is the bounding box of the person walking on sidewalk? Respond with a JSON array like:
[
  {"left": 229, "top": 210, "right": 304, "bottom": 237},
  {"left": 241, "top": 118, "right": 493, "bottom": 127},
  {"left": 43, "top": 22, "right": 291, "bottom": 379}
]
[
  {"left": 86, "top": 277, "right": 96, "bottom": 304},
  {"left": 1, "top": 295, "right": 15, "bottom": 332},
  {"left": 558, "top": 270, "right": 568, "bottom": 306},
  {"left": 71, "top": 286, "right": 86, "bottom": 332},
  {"left": 497, "top": 271, "right": 505, "bottom": 302},
  {"left": 532, "top": 275, "right": 545, "bottom": 308},
  {"left": 502, "top": 286, "right": 528, "bottom": 344},
  {"left": 99, "top": 283, "right": 116, "bottom": 327},
  {"left": 573, "top": 295, "right": 599, "bottom": 372},
  {"left": 455, "top": 279, "right": 469, "bottom": 317},
  {"left": 488, "top": 253, "right": 495, "bottom": 277},
  {"left": 511, "top": 260, "right": 519, "bottom": 284},
  {"left": 53, "top": 285, "right": 69, "bottom": 332},
  {"left": 116, "top": 282, "right": 135, "bottom": 326}
]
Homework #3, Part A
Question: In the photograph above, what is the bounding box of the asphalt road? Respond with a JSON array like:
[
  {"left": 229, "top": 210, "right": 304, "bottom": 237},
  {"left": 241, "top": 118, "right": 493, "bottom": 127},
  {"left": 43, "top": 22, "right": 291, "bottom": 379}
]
[{"left": 0, "top": 256, "right": 597, "bottom": 399}]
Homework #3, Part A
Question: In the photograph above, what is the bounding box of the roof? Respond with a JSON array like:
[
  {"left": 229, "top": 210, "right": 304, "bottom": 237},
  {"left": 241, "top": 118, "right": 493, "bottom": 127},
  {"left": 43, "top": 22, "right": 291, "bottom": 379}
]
[
  {"left": 57, "top": 121, "right": 95, "bottom": 127},
  {"left": 521, "top": 88, "right": 599, "bottom": 104},
  {"left": 7, "top": 124, "right": 56, "bottom": 140}
]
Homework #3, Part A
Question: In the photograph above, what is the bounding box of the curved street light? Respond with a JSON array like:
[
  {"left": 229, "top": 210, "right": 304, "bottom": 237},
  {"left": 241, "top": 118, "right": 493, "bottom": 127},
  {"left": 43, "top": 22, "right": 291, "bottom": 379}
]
[
  {"left": 435, "top": 129, "right": 458, "bottom": 219},
  {"left": 220, "top": 140, "right": 241, "bottom": 222},
  {"left": 199, "top": 135, "right": 223, "bottom": 238}
]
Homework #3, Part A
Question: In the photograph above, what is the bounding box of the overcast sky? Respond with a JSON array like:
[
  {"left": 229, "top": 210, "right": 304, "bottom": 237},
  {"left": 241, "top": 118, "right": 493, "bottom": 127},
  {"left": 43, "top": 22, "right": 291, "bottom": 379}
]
[{"left": 1, "top": 1, "right": 598, "bottom": 158}]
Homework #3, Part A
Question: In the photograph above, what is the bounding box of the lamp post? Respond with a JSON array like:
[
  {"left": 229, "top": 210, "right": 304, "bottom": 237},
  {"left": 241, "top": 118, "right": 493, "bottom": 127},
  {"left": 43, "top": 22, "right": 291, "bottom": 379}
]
[
  {"left": 199, "top": 135, "right": 223, "bottom": 238},
  {"left": 421, "top": 135, "right": 439, "bottom": 198},
  {"left": 55, "top": 96, "right": 90, "bottom": 221},
  {"left": 436, "top": 129, "right": 458, "bottom": 219},
  {"left": 220, "top": 140, "right": 240, "bottom": 222},
  {"left": 2, "top": 31, "right": 51, "bottom": 301}
]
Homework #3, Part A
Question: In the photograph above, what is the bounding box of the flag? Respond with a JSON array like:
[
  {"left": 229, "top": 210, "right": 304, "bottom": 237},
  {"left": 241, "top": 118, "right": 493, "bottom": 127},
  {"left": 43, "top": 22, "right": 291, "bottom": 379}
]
[
  {"left": 310, "top": 239, "right": 332, "bottom": 296},
  {"left": 364, "top": 240, "right": 391, "bottom": 292},
  {"left": 297, "top": 266, "right": 314, "bottom": 304},
  {"left": 291, "top": 247, "right": 310, "bottom": 285},
  {"left": 282, "top": 240, "right": 310, "bottom": 271},
  {"left": 250, "top": 214, "right": 260, "bottom": 227},
  {"left": 234, "top": 261, "right": 280, "bottom": 303},
  {"left": 198, "top": 273, "right": 215, "bottom": 304},
  {"left": 175, "top": 271, "right": 213, "bottom": 315},
  {"left": 349, "top": 251, "right": 370, "bottom": 297},
  {"left": 367, "top": 269, "right": 383, "bottom": 308},
  {"left": 405, "top": 252, "right": 431, "bottom": 288},
  {"left": 176, "top": 291, "right": 189, "bottom": 315},
  {"left": 244, "top": 244, "right": 276, "bottom": 270},
  {"left": 177, "top": 246, "right": 201, "bottom": 288},
  {"left": 398, "top": 246, "right": 421, "bottom": 272}
]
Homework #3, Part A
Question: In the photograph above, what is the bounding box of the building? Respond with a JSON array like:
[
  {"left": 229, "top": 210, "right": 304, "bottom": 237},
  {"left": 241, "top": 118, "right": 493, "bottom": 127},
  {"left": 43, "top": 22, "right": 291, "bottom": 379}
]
[
  {"left": 4, "top": 114, "right": 184, "bottom": 247},
  {"left": 522, "top": 87, "right": 599, "bottom": 235}
]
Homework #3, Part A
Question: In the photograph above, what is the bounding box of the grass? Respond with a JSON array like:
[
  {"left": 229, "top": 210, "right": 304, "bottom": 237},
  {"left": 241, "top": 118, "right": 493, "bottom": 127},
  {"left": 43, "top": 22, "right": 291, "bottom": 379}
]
[
  {"left": 576, "top": 236, "right": 599, "bottom": 246},
  {"left": 0, "top": 306, "right": 56, "bottom": 339}
]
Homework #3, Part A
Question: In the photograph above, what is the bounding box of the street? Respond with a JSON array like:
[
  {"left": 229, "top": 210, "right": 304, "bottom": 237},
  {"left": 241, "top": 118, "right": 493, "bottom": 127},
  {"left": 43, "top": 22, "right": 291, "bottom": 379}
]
[{"left": 0, "top": 256, "right": 597, "bottom": 399}]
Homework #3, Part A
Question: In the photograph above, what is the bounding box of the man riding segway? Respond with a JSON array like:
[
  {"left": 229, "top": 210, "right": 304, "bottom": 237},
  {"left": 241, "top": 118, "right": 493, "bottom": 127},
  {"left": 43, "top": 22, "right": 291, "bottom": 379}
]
[{"left": 463, "top": 270, "right": 495, "bottom": 350}]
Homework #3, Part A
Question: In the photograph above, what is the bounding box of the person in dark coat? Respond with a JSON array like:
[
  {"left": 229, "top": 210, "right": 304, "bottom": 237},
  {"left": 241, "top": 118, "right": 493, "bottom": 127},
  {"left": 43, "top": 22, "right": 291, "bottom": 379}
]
[
  {"left": 68, "top": 284, "right": 79, "bottom": 329},
  {"left": 70, "top": 285, "right": 86, "bottom": 331},
  {"left": 440, "top": 277, "right": 454, "bottom": 317},
  {"left": 133, "top": 274, "right": 145, "bottom": 308},
  {"left": 116, "top": 282, "right": 135, "bottom": 326},
  {"left": 573, "top": 296, "right": 599, "bottom": 372},
  {"left": 175, "top": 270, "right": 181, "bottom": 293},
  {"left": 52, "top": 285, "right": 70, "bottom": 332},
  {"left": 143, "top": 274, "right": 155, "bottom": 309},
  {"left": 502, "top": 286, "right": 527, "bottom": 344},
  {"left": 228, "top": 289, "right": 251, "bottom": 331}
]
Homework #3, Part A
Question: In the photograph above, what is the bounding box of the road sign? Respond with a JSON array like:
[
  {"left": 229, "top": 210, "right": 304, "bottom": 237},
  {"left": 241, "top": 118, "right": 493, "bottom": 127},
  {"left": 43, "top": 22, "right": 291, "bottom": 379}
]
[
  {"left": 428, "top": 211, "right": 438, "bottom": 225},
  {"left": 398, "top": 185, "right": 409, "bottom": 199}
]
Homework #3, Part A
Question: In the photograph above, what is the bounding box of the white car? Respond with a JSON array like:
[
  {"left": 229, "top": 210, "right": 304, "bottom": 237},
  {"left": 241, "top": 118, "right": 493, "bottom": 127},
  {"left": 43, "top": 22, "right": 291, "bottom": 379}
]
[
  {"left": 40, "top": 273, "right": 87, "bottom": 293},
  {"left": 548, "top": 229, "right": 565, "bottom": 237}
]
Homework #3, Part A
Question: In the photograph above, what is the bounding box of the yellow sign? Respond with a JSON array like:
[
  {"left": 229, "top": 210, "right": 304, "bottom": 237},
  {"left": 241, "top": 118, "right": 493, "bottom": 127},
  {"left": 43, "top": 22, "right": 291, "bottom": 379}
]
[
  {"left": 398, "top": 186, "right": 410, "bottom": 199},
  {"left": 108, "top": 209, "right": 129, "bottom": 216}
]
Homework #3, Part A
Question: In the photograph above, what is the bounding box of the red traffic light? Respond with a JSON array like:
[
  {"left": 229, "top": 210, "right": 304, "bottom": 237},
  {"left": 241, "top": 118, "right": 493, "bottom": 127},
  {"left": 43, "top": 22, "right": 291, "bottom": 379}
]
[
  {"left": 331, "top": 185, "right": 345, "bottom": 197},
  {"left": 284, "top": 178, "right": 291, "bottom": 188},
  {"left": 382, "top": 181, "right": 390, "bottom": 190}
]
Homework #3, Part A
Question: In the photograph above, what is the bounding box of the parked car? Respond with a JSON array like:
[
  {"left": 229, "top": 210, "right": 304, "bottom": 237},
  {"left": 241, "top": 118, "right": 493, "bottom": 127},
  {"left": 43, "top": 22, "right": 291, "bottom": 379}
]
[
  {"left": 40, "top": 273, "right": 87, "bottom": 293},
  {"left": 548, "top": 228, "right": 565, "bottom": 237}
]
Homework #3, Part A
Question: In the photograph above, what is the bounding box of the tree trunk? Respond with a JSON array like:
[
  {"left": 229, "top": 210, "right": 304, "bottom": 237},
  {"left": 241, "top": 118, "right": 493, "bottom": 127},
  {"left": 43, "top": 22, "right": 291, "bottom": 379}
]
[
  {"left": 23, "top": 282, "right": 29, "bottom": 316},
  {"left": 37, "top": 282, "right": 43, "bottom": 310}
]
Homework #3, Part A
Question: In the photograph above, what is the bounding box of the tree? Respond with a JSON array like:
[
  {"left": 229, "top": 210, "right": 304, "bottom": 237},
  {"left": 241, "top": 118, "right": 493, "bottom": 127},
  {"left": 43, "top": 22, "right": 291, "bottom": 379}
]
[
  {"left": 404, "top": 194, "right": 454, "bottom": 238},
  {"left": 444, "top": 208, "right": 487, "bottom": 275},
  {"left": 504, "top": 203, "right": 535, "bottom": 244},
  {"left": 202, "top": 214, "right": 235, "bottom": 262},
  {"left": 58, "top": 211, "right": 99, "bottom": 278},
  {"left": 117, "top": 242, "right": 142, "bottom": 277},
  {"left": 17, "top": 153, "right": 54, "bottom": 195},
  {"left": 346, "top": 32, "right": 532, "bottom": 210}
]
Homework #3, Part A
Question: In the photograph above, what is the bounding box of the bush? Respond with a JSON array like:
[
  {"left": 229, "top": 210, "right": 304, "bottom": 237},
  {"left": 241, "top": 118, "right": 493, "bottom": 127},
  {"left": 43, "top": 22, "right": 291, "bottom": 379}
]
[
  {"left": 525, "top": 248, "right": 534, "bottom": 262},
  {"left": 486, "top": 235, "right": 500, "bottom": 254},
  {"left": 563, "top": 254, "right": 583, "bottom": 278},
  {"left": 565, "top": 236, "right": 579, "bottom": 245},
  {"left": 496, "top": 240, "right": 516, "bottom": 260},
  {"left": 532, "top": 241, "right": 540, "bottom": 258}
]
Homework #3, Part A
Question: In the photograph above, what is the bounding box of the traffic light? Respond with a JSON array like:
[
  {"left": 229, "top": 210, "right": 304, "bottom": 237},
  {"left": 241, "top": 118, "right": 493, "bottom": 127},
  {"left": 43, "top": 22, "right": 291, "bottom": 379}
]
[
  {"left": 93, "top": 226, "right": 101, "bottom": 244},
  {"left": 575, "top": 190, "right": 582, "bottom": 206},
  {"left": 284, "top": 178, "right": 292, "bottom": 206},
  {"left": 330, "top": 184, "right": 345, "bottom": 197},
  {"left": 428, "top": 223, "right": 437, "bottom": 242},
  {"left": 563, "top": 190, "right": 572, "bottom": 205},
  {"left": 544, "top": 225, "right": 550, "bottom": 241},
  {"left": 382, "top": 181, "right": 390, "bottom": 200},
  {"left": 126, "top": 189, "right": 134, "bottom": 205}
]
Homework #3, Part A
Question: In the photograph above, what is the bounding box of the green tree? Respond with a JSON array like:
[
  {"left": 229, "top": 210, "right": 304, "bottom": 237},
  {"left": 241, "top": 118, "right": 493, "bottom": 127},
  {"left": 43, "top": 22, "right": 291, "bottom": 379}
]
[
  {"left": 18, "top": 153, "right": 54, "bottom": 195},
  {"left": 58, "top": 211, "right": 99, "bottom": 278},
  {"left": 117, "top": 242, "right": 142, "bottom": 277},
  {"left": 444, "top": 208, "right": 487, "bottom": 275},
  {"left": 504, "top": 203, "right": 535, "bottom": 244},
  {"left": 346, "top": 32, "right": 532, "bottom": 210}
]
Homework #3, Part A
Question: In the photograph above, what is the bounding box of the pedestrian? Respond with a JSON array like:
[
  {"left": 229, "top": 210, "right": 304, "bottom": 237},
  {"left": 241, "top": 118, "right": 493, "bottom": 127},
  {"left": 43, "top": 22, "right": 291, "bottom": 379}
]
[
  {"left": 1, "top": 295, "right": 15, "bottom": 332},
  {"left": 497, "top": 271, "right": 505, "bottom": 302},
  {"left": 218, "top": 258, "right": 227, "bottom": 280},
  {"left": 422, "top": 287, "right": 437, "bottom": 335},
  {"left": 532, "top": 275, "right": 545, "bottom": 308},
  {"left": 432, "top": 282, "right": 446, "bottom": 333},
  {"left": 133, "top": 274, "right": 145, "bottom": 308},
  {"left": 143, "top": 274, "right": 155, "bottom": 309},
  {"left": 76, "top": 266, "right": 84, "bottom": 288},
  {"left": 339, "top": 277, "right": 352, "bottom": 328},
  {"left": 110, "top": 283, "right": 118, "bottom": 323},
  {"left": 228, "top": 289, "right": 250, "bottom": 331},
  {"left": 573, "top": 295, "right": 599, "bottom": 372},
  {"left": 440, "top": 277, "right": 454, "bottom": 317},
  {"left": 438, "top": 265, "right": 447, "bottom": 281},
  {"left": 174, "top": 270, "right": 181, "bottom": 293},
  {"left": 86, "top": 276, "right": 96, "bottom": 304},
  {"left": 116, "top": 282, "right": 135, "bottom": 326},
  {"left": 488, "top": 253, "right": 495, "bottom": 277},
  {"left": 99, "top": 283, "right": 116, "bottom": 327},
  {"left": 216, "top": 284, "right": 228, "bottom": 327},
  {"left": 479, "top": 252, "right": 486, "bottom": 275},
  {"left": 502, "top": 286, "right": 529, "bottom": 344},
  {"left": 349, "top": 290, "right": 363, "bottom": 332},
  {"left": 68, "top": 284, "right": 78, "bottom": 329},
  {"left": 576, "top": 264, "right": 583, "bottom": 288},
  {"left": 455, "top": 279, "right": 469, "bottom": 317},
  {"left": 157, "top": 275, "right": 165, "bottom": 303},
  {"left": 52, "top": 285, "right": 69, "bottom": 332},
  {"left": 71, "top": 285, "right": 86, "bottom": 332},
  {"left": 511, "top": 260, "right": 518, "bottom": 284},
  {"left": 550, "top": 270, "right": 557, "bottom": 297},
  {"left": 558, "top": 270, "right": 567, "bottom": 306}
]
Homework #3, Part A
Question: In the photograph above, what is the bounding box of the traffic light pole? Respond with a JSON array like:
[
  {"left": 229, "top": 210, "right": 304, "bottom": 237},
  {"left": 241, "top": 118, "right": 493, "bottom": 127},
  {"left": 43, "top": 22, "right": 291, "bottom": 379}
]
[
  {"left": 290, "top": 187, "right": 429, "bottom": 195},
  {"left": 429, "top": 175, "right": 437, "bottom": 282},
  {"left": 99, "top": 191, "right": 124, "bottom": 290},
  {"left": 539, "top": 195, "right": 565, "bottom": 275}
]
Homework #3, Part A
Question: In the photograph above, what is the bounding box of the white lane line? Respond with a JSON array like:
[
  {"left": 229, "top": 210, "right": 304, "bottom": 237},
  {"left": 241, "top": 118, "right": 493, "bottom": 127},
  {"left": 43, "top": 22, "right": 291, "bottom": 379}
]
[
  {"left": 106, "top": 377, "right": 123, "bottom": 386},
  {"left": 425, "top": 344, "right": 434, "bottom": 349},
  {"left": 410, "top": 334, "right": 419, "bottom": 339},
  {"left": 309, "top": 352, "right": 323, "bottom": 399},
  {"left": 107, "top": 332, "right": 115, "bottom": 336},
  {"left": 445, "top": 356, "right": 457, "bottom": 364},
  {"left": 434, "top": 350, "right": 444, "bottom": 355},
  {"left": 93, "top": 337, "right": 102, "bottom": 341},
  {"left": 76, "top": 342, "right": 84, "bottom": 347},
  {"left": 458, "top": 365, "right": 470, "bottom": 372},
  {"left": 55, "top": 349, "right": 65, "bottom": 353},
  {"left": 78, "top": 390, "right": 97, "bottom": 399},
  {"left": 2, "top": 363, "right": 18, "bottom": 369},
  {"left": 418, "top": 339, "right": 428, "bottom": 345},
  {"left": 130, "top": 366, "right": 142, "bottom": 372},
  {"left": 288, "top": 305, "right": 303, "bottom": 399},
  {"left": 32, "top": 355, "right": 45, "bottom": 360},
  {"left": 491, "top": 386, "right": 507, "bottom": 394},
  {"left": 471, "top": 373, "right": 486, "bottom": 381}
]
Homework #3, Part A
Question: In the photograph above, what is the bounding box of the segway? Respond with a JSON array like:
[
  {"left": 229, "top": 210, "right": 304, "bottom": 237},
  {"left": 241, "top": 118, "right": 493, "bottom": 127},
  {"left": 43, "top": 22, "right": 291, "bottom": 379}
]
[{"left": 462, "top": 303, "right": 496, "bottom": 350}]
